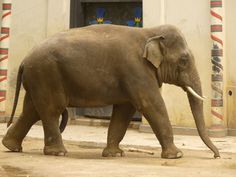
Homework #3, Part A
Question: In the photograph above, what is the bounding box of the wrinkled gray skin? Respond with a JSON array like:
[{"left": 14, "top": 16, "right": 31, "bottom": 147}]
[{"left": 2, "top": 24, "right": 220, "bottom": 159}]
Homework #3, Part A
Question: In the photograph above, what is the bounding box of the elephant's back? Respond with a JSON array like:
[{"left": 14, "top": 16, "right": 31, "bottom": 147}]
[
  {"left": 21, "top": 24, "right": 146, "bottom": 75},
  {"left": 51, "top": 24, "right": 145, "bottom": 45}
]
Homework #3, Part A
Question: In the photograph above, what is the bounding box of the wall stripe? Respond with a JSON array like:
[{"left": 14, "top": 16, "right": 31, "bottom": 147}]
[
  {"left": 2, "top": 3, "right": 11, "bottom": 10},
  {"left": 210, "top": 10, "right": 222, "bottom": 21},
  {"left": 1, "top": 27, "right": 10, "bottom": 34}
]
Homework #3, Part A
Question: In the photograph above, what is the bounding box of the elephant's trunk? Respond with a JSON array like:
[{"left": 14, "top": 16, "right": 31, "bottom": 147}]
[{"left": 186, "top": 73, "right": 220, "bottom": 158}]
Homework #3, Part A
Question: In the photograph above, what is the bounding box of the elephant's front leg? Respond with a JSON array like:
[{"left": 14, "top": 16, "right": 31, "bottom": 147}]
[
  {"left": 142, "top": 99, "right": 183, "bottom": 159},
  {"left": 130, "top": 84, "right": 182, "bottom": 159},
  {"left": 102, "top": 103, "right": 136, "bottom": 157}
]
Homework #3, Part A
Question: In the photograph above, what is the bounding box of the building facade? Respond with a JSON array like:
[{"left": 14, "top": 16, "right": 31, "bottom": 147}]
[{"left": 0, "top": 0, "right": 235, "bottom": 136}]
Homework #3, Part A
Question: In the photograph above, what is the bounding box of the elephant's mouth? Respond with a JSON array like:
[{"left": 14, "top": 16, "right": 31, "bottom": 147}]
[{"left": 186, "top": 86, "right": 206, "bottom": 101}]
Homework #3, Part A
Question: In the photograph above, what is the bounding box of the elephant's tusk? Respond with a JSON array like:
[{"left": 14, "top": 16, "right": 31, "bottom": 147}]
[{"left": 186, "top": 86, "right": 206, "bottom": 101}]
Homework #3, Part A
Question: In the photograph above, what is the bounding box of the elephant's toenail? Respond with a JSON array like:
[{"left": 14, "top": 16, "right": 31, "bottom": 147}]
[
  {"left": 177, "top": 152, "right": 183, "bottom": 158},
  {"left": 14, "top": 148, "right": 22, "bottom": 152},
  {"left": 58, "top": 152, "right": 65, "bottom": 156}
]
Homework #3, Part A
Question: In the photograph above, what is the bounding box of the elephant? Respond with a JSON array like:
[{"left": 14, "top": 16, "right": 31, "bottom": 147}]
[{"left": 2, "top": 24, "right": 220, "bottom": 159}]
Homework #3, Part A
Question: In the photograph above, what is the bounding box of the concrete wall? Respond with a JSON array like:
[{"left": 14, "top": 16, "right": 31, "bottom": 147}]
[
  {"left": 143, "top": 0, "right": 162, "bottom": 26},
  {"left": 226, "top": 0, "right": 236, "bottom": 86},
  {"left": 225, "top": 0, "right": 236, "bottom": 129},
  {"left": 46, "top": 0, "right": 70, "bottom": 37},
  {"left": 5, "top": 0, "right": 70, "bottom": 116}
]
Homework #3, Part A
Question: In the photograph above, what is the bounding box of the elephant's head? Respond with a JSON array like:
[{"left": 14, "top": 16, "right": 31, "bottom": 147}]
[{"left": 143, "top": 25, "right": 220, "bottom": 158}]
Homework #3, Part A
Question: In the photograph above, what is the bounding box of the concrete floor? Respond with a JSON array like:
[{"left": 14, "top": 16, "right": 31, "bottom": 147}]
[
  {"left": 0, "top": 123, "right": 236, "bottom": 177},
  {"left": 1, "top": 123, "right": 235, "bottom": 154}
]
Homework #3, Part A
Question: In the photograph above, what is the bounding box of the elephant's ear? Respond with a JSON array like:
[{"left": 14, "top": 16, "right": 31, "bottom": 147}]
[{"left": 143, "top": 36, "right": 165, "bottom": 69}]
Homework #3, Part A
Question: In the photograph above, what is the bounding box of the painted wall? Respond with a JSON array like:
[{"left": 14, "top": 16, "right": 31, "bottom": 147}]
[
  {"left": 225, "top": 0, "right": 236, "bottom": 129},
  {"left": 5, "top": 0, "right": 70, "bottom": 116},
  {"left": 143, "top": 0, "right": 162, "bottom": 26},
  {"left": 225, "top": 0, "right": 236, "bottom": 86}
]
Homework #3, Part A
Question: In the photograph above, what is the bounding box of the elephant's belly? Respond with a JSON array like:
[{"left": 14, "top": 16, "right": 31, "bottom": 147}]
[
  {"left": 62, "top": 65, "right": 129, "bottom": 107},
  {"left": 67, "top": 88, "right": 129, "bottom": 107},
  {"left": 68, "top": 97, "right": 128, "bottom": 107}
]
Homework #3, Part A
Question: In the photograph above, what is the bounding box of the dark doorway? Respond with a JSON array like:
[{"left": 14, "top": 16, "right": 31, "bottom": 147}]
[
  {"left": 70, "top": 0, "right": 142, "bottom": 28},
  {"left": 70, "top": 0, "right": 142, "bottom": 120}
]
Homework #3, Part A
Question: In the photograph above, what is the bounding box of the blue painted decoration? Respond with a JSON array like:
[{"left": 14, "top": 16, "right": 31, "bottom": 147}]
[
  {"left": 89, "top": 8, "right": 112, "bottom": 25},
  {"left": 127, "top": 7, "right": 142, "bottom": 27}
]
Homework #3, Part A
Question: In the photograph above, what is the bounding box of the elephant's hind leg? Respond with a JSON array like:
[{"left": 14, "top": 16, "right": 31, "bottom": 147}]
[
  {"left": 102, "top": 103, "right": 136, "bottom": 157},
  {"left": 41, "top": 113, "right": 67, "bottom": 156},
  {"left": 34, "top": 102, "right": 67, "bottom": 156},
  {"left": 2, "top": 93, "right": 40, "bottom": 152},
  {"left": 25, "top": 63, "right": 68, "bottom": 156},
  {"left": 31, "top": 91, "right": 67, "bottom": 156}
]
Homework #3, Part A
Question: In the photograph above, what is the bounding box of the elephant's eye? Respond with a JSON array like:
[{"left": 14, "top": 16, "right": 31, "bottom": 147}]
[{"left": 178, "top": 57, "right": 188, "bottom": 69}]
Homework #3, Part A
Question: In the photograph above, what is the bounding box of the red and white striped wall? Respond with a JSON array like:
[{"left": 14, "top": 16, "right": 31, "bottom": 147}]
[
  {"left": 0, "top": 0, "right": 12, "bottom": 116},
  {"left": 210, "top": 0, "right": 225, "bottom": 133}
]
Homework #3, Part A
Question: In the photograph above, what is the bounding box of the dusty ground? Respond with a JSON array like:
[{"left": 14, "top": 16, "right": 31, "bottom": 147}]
[{"left": 0, "top": 137, "right": 235, "bottom": 177}]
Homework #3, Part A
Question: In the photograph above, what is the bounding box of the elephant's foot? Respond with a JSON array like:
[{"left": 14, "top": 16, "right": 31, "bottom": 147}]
[
  {"left": 161, "top": 145, "right": 183, "bottom": 159},
  {"left": 102, "top": 146, "right": 125, "bottom": 157},
  {"left": 2, "top": 135, "right": 22, "bottom": 152},
  {"left": 44, "top": 144, "right": 67, "bottom": 156}
]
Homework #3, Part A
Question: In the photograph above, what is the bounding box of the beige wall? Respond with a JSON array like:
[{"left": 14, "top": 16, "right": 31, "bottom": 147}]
[
  {"left": 46, "top": 0, "right": 70, "bottom": 37},
  {"left": 5, "top": 0, "right": 70, "bottom": 116},
  {"left": 143, "top": 0, "right": 163, "bottom": 27},
  {"left": 225, "top": 0, "right": 236, "bottom": 129},
  {"left": 226, "top": 0, "right": 236, "bottom": 85}
]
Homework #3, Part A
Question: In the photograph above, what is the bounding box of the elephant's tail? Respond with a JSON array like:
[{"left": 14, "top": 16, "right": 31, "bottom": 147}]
[
  {"left": 7, "top": 63, "right": 24, "bottom": 127},
  {"left": 59, "top": 109, "right": 68, "bottom": 133}
]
